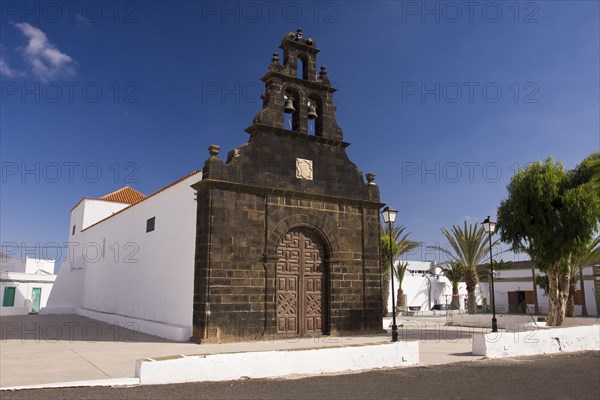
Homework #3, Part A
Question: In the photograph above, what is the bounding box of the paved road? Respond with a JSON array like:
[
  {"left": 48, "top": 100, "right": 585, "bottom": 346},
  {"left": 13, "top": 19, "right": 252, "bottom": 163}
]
[
  {"left": 1, "top": 314, "right": 481, "bottom": 388},
  {"left": 3, "top": 351, "right": 598, "bottom": 399}
]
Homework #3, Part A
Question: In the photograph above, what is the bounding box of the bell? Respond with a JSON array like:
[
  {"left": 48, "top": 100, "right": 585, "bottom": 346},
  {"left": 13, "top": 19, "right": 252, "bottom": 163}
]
[
  {"left": 307, "top": 105, "right": 318, "bottom": 119},
  {"left": 284, "top": 99, "right": 296, "bottom": 113}
]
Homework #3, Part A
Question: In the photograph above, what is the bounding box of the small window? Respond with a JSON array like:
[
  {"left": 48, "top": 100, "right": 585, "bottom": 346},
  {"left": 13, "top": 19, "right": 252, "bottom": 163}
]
[
  {"left": 72, "top": 225, "right": 76, "bottom": 236},
  {"left": 146, "top": 217, "right": 155, "bottom": 233}
]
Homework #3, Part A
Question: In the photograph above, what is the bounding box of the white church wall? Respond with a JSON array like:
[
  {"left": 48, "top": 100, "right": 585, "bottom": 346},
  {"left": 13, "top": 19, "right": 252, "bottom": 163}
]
[
  {"left": 81, "top": 200, "right": 131, "bottom": 230},
  {"left": 43, "top": 261, "right": 85, "bottom": 312},
  {"left": 45, "top": 172, "right": 202, "bottom": 340},
  {"left": 70, "top": 199, "right": 131, "bottom": 235}
]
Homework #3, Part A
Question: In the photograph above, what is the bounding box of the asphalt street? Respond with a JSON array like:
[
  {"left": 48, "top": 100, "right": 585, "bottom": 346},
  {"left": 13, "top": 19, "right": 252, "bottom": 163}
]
[{"left": 2, "top": 351, "right": 599, "bottom": 400}]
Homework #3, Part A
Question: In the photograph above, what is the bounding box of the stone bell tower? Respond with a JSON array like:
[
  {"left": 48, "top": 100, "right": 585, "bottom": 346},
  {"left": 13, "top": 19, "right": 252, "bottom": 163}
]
[
  {"left": 248, "top": 29, "right": 342, "bottom": 140},
  {"left": 192, "top": 30, "right": 383, "bottom": 343}
]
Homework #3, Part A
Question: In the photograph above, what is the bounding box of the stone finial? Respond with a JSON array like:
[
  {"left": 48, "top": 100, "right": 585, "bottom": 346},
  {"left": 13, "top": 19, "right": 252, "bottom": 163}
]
[
  {"left": 319, "top": 66, "right": 327, "bottom": 78},
  {"left": 319, "top": 66, "right": 330, "bottom": 84},
  {"left": 271, "top": 52, "right": 280, "bottom": 64},
  {"left": 208, "top": 144, "right": 221, "bottom": 158},
  {"left": 295, "top": 28, "right": 303, "bottom": 40},
  {"left": 366, "top": 172, "right": 376, "bottom": 184},
  {"left": 269, "top": 52, "right": 282, "bottom": 71}
]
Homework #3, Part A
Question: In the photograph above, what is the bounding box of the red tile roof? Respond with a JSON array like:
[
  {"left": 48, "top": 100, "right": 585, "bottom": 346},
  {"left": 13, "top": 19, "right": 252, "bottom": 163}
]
[{"left": 99, "top": 186, "right": 146, "bottom": 205}]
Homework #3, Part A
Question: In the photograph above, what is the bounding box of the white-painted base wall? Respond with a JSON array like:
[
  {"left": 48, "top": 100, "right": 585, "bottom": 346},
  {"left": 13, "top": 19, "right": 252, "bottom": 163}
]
[
  {"left": 472, "top": 324, "right": 600, "bottom": 358},
  {"left": 41, "top": 307, "right": 191, "bottom": 341},
  {"left": 136, "top": 341, "right": 420, "bottom": 384},
  {"left": 0, "top": 307, "right": 30, "bottom": 316}
]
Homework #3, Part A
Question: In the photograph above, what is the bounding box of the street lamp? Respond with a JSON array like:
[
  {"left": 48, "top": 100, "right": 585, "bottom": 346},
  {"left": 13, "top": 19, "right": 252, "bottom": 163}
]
[
  {"left": 482, "top": 216, "right": 498, "bottom": 333},
  {"left": 381, "top": 206, "right": 398, "bottom": 342}
]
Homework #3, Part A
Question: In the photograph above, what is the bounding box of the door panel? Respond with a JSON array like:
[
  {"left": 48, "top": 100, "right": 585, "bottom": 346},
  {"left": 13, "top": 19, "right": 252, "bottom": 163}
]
[
  {"left": 3, "top": 287, "right": 16, "bottom": 307},
  {"left": 31, "top": 288, "right": 42, "bottom": 313},
  {"left": 276, "top": 228, "right": 326, "bottom": 335}
]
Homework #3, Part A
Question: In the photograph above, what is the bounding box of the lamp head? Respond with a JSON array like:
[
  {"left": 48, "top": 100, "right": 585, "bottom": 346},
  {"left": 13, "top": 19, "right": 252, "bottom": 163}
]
[
  {"left": 381, "top": 206, "right": 397, "bottom": 224},
  {"left": 482, "top": 216, "right": 497, "bottom": 233}
]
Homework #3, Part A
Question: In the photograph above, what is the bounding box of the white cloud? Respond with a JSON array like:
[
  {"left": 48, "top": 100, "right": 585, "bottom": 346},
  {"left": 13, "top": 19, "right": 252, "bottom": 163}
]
[
  {"left": 76, "top": 14, "right": 92, "bottom": 25},
  {"left": 12, "top": 22, "right": 76, "bottom": 82},
  {"left": 0, "top": 44, "right": 23, "bottom": 78},
  {"left": 0, "top": 55, "right": 17, "bottom": 77}
]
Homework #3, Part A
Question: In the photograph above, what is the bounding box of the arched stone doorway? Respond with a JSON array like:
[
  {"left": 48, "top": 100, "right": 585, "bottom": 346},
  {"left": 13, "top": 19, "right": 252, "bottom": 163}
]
[{"left": 276, "top": 227, "right": 328, "bottom": 335}]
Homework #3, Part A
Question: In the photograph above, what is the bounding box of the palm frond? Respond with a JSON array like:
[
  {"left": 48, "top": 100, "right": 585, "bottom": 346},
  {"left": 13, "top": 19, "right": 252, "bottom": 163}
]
[{"left": 431, "top": 220, "right": 500, "bottom": 272}]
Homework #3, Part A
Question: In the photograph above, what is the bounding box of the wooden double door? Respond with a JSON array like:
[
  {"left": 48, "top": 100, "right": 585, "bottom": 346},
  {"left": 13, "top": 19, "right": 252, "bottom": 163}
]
[{"left": 276, "top": 227, "right": 327, "bottom": 335}]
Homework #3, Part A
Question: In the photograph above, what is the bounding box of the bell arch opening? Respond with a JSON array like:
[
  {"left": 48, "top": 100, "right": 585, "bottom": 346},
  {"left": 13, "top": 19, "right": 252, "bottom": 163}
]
[
  {"left": 297, "top": 53, "right": 309, "bottom": 80},
  {"left": 283, "top": 87, "right": 300, "bottom": 131},
  {"left": 308, "top": 93, "right": 323, "bottom": 136}
]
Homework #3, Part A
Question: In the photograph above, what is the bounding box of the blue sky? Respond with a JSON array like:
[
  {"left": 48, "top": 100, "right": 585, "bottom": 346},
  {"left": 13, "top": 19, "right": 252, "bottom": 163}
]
[{"left": 1, "top": 1, "right": 598, "bottom": 267}]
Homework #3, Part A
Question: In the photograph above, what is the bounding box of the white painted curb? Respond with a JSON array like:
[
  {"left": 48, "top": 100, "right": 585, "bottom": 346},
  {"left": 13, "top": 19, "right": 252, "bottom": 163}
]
[
  {"left": 136, "top": 341, "right": 419, "bottom": 384},
  {"left": 473, "top": 324, "right": 600, "bottom": 358},
  {"left": 0, "top": 378, "right": 140, "bottom": 391}
]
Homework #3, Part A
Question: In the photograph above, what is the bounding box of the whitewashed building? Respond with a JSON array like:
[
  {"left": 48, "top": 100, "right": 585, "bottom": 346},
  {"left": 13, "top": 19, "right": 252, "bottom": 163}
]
[
  {"left": 477, "top": 260, "right": 599, "bottom": 316},
  {"left": 43, "top": 171, "right": 202, "bottom": 341},
  {"left": 1, "top": 254, "right": 56, "bottom": 315},
  {"left": 386, "top": 260, "right": 481, "bottom": 314},
  {"left": 387, "top": 259, "right": 599, "bottom": 317}
]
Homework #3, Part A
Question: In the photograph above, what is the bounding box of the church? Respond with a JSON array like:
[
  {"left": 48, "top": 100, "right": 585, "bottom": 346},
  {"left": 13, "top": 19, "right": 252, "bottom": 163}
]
[{"left": 45, "top": 30, "right": 385, "bottom": 342}]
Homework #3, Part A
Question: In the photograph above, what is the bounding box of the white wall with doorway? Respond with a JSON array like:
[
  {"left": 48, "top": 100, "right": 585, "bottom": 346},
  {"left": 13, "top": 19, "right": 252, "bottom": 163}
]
[
  {"left": 479, "top": 265, "right": 598, "bottom": 316},
  {"left": 387, "top": 260, "right": 484, "bottom": 314},
  {"left": 1, "top": 271, "right": 56, "bottom": 315}
]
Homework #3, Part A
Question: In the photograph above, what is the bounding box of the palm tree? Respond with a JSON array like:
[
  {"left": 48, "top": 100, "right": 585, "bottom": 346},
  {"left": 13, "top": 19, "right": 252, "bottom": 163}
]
[
  {"left": 566, "top": 235, "right": 600, "bottom": 317},
  {"left": 428, "top": 221, "right": 498, "bottom": 314},
  {"left": 393, "top": 261, "right": 410, "bottom": 310},
  {"left": 380, "top": 225, "right": 421, "bottom": 314},
  {"left": 439, "top": 261, "right": 466, "bottom": 309}
]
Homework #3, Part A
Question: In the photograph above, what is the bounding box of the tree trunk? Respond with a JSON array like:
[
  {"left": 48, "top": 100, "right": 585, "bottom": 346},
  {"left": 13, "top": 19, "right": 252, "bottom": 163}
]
[
  {"left": 397, "top": 288, "right": 405, "bottom": 310},
  {"left": 451, "top": 284, "right": 460, "bottom": 309},
  {"left": 566, "top": 275, "right": 576, "bottom": 318},
  {"left": 465, "top": 268, "right": 479, "bottom": 314},
  {"left": 382, "top": 275, "right": 390, "bottom": 316},
  {"left": 579, "top": 266, "right": 588, "bottom": 317},
  {"left": 547, "top": 268, "right": 570, "bottom": 326}
]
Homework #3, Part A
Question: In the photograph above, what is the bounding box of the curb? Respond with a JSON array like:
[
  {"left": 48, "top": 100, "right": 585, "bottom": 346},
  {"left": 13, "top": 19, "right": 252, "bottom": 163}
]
[{"left": 0, "top": 378, "right": 140, "bottom": 391}]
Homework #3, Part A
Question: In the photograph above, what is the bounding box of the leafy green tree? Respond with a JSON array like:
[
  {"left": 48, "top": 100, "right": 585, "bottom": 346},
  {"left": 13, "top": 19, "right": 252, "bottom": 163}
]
[
  {"left": 535, "top": 274, "right": 549, "bottom": 296},
  {"left": 571, "top": 152, "right": 600, "bottom": 191},
  {"left": 380, "top": 225, "right": 420, "bottom": 314},
  {"left": 429, "top": 221, "right": 498, "bottom": 314},
  {"left": 497, "top": 157, "right": 600, "bottom": 326},
  {"left": 439, "top": 261, "right": 466, "bottom": 309}
]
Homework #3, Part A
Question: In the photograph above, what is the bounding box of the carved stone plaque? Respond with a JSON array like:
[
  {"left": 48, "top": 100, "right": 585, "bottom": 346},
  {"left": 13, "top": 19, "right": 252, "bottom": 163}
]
[{"left": 296, "top": 158, "right": 313, "bottom": 180}]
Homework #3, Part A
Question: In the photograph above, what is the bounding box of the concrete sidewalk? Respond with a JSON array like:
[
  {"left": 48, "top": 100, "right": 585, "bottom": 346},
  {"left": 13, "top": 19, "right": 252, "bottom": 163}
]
[{"left": 0, "top": 314, "right": 485, "bottom": 389}]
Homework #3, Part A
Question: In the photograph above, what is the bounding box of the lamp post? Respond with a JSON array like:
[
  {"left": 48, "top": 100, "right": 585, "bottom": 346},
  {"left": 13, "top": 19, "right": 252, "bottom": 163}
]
[
  {"left": 482, "top": 216, "right": 498, "bottom": 333},
  {"left": 381, "top": 206, "right": 398, "bottom": 342}
]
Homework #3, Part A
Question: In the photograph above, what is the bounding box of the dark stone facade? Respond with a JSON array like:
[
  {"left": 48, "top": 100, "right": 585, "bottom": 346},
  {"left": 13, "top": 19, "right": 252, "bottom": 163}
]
[{"left": 192, "top": 30, "right": 383, "bottom": 343}]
